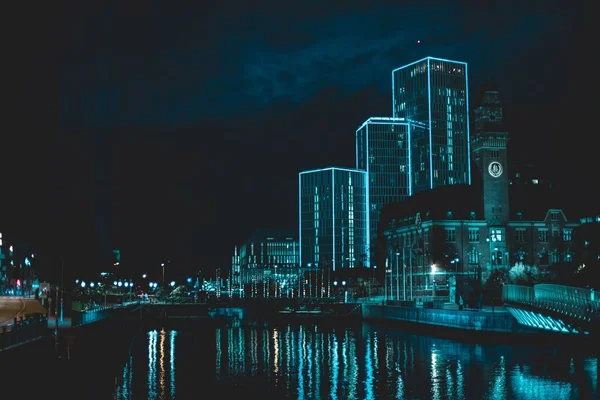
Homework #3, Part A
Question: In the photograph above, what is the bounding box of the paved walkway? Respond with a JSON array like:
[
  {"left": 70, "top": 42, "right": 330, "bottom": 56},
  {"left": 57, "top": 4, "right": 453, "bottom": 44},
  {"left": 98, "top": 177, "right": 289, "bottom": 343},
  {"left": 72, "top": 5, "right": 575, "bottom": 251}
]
[{"left": 0, "top": 297, "right": 47, "bottom": 326}]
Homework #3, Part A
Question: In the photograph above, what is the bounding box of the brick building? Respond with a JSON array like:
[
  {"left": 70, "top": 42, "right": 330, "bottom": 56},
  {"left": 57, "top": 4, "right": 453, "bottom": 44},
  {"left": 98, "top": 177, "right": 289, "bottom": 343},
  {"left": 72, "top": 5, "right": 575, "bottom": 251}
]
[{"left": 378, "top": 83, "right": 581, "bottom": 302}]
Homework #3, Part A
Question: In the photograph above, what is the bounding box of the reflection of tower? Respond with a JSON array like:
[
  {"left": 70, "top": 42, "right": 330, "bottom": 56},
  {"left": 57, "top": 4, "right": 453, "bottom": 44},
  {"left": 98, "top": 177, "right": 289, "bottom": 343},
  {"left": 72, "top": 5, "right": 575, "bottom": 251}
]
[{"left": 215, "top": 328, "right": 222, "bottom": 379}]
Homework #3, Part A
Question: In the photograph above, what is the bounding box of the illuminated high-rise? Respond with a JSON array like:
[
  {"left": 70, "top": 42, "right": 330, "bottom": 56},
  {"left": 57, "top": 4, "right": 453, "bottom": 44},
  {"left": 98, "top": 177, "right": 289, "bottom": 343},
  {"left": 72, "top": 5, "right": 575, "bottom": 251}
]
[
  {"left": 392, "top": 57, "right": 471, "bottom": 192},
  {"left": 299, "top": 167, "right": 369, "bottom": 271},
  {"left": 356, "top": 117, "right": 427, "bottom": 264}
]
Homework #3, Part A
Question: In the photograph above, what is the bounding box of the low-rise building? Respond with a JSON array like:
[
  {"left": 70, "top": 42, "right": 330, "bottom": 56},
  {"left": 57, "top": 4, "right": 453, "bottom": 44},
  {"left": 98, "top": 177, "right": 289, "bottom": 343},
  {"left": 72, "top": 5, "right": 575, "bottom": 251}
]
[{"left": 235, "top": 232, "right": 299, "bottom": 298}]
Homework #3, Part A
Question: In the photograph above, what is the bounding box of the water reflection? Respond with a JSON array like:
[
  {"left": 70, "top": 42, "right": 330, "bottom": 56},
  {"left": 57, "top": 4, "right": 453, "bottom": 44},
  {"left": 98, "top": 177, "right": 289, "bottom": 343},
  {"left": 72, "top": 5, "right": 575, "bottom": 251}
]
[
  {"left": 115, "top": 323, "right": 597, "bottom": 399},
  {"left": 213, "top": 324, "right": 597, "bottom": 399},
  {"left": 115, "top": 328, "right": 177, "bottom": 400}
]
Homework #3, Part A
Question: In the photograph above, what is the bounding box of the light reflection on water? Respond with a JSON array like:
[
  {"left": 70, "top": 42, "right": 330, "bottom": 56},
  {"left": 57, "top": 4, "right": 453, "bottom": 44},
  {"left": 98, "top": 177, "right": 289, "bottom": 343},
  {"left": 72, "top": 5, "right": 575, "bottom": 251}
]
[{"left": 114, "top": 323, "right": 598, "bottom": 399}]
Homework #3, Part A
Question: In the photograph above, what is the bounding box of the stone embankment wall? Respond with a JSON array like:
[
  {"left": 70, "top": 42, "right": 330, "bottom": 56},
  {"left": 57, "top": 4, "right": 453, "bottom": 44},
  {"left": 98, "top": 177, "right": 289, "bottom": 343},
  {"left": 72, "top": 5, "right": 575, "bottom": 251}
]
[{"left": 362, "top": 304, "right": 524, "bottom": 333}]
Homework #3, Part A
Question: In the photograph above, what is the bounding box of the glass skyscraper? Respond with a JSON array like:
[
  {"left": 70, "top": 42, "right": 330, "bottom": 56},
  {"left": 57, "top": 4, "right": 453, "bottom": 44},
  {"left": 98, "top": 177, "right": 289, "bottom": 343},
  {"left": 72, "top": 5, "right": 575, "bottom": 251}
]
[
  {"left": 356, "top": 117, "right": 426, "bottom": 263},
  {"left": 392, "top": 57, "right": 471, "bottom": 191},
  {"left": 299, "top": 167, "right": 369, "bottom": 271}
]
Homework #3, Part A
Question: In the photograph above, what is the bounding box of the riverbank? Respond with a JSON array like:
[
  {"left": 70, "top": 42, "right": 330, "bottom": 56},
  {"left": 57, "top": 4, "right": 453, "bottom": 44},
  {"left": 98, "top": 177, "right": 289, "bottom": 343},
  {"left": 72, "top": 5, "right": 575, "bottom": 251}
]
[{"left": 361, "top": 303, "right": 592, "bottom": 344}]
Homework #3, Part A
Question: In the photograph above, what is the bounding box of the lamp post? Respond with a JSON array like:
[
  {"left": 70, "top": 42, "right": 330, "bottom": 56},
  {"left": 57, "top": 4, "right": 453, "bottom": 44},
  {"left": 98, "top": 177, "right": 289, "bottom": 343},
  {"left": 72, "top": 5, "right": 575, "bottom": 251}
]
[
  {"left": 161, "top": 263, "right": 165, "bottom": 287},
  {"left": 395, "top": 251, "right": 400, "bottom": 301},
  {"left": 384, "top": 258, "right": 388, "bottom": 303},
  {"left": 60, "top": 257, "right": 64, "bottom": 322},
  {"left": 430, "top": 264, "right": 436, "bottom": 298}
]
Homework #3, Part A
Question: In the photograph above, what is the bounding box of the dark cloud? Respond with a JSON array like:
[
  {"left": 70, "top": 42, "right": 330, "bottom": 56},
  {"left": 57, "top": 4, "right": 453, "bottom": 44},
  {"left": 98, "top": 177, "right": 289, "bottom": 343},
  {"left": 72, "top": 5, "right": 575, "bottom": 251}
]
[{"left": 57, "top": 0, "right": 577, "bottom": 128}]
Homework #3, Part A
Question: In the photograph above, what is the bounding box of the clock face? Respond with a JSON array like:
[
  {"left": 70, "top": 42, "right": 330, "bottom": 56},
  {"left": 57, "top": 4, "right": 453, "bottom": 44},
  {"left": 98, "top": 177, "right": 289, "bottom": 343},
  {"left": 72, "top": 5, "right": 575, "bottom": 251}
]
[{"left": 488, "top": 161, "right": 503, "bottom": 178}]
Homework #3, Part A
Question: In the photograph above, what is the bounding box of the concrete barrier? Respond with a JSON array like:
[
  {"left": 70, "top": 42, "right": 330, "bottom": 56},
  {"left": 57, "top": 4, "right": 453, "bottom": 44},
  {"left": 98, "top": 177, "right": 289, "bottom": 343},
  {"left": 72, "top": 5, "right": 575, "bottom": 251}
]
[{"left": 362, "top": 304, "right": 522, "bottom": 333}]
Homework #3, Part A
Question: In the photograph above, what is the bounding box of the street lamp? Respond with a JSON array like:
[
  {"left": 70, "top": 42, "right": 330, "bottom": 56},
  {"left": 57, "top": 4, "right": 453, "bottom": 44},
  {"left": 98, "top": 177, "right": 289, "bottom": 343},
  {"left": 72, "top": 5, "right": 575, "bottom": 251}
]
[{"left": 430, "top": 264, "right": 436, "bottom": 298}]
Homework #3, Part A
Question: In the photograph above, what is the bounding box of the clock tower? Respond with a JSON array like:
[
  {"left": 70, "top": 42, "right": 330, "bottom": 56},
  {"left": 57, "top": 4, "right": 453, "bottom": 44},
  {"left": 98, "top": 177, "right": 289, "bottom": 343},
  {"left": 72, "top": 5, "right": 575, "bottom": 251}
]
[{"left": 471, "top": 82, "right": 509, "bottom": 226}]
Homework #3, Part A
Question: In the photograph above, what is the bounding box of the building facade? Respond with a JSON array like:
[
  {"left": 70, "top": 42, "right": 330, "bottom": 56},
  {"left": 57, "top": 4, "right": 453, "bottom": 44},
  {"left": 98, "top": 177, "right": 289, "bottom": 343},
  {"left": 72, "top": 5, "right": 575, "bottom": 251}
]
[
  {"left": 299, "top": 167, "right": 369, "bottom": 271},
  {"left": 237, "top": 232, "right": 299, "bottom": 297},
  {"left": 230, "top": 245, "right": 240, "bottom": 293},
  {"left": 356, "top": 117, "right": 419, "bottom": 265},
  {"left": 392, "top": 57, "right": 471, "bottom": 190},
  {"left": 383, "top": 205, "right": 580, "bottom": 302},
  {"left": 381, "top": 85, "right": 581, "bottom": 304}
]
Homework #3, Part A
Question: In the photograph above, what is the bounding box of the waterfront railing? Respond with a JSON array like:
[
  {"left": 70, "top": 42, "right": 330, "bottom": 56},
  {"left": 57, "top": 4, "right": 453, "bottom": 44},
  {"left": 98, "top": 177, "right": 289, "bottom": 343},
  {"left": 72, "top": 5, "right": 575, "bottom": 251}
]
[{"left": 0, "top": 315, "right": 48, "bottom": 351}]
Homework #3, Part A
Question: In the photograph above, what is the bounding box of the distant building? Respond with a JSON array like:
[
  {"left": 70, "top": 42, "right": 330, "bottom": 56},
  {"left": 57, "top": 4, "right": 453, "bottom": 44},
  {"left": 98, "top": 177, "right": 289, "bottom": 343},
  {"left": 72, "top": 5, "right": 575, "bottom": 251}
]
[
  {"left": 380, "top": 84, "right": 581, "bottom": 305},
  {"left": 230, "top": 245, "right": 240, "bottom": 292},
  {"left": 392, "top": 57, "right": 471, "bottom": 189},
  {"left": 237, "top": 232, "right": 298, "bottom": 298},
  {"left": 299, "top": 167, "right": 369, "bottom": 271},
  {"left": 355, "top": 117, "right": 427, "bottom": 266}
]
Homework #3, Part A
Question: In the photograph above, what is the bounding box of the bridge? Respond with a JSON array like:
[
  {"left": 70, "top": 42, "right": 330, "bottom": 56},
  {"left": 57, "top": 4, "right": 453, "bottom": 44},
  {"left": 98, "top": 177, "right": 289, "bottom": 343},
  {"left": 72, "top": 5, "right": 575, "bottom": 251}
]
[{"left": 503, "top": 284, "right": 600, "bottom": 335}]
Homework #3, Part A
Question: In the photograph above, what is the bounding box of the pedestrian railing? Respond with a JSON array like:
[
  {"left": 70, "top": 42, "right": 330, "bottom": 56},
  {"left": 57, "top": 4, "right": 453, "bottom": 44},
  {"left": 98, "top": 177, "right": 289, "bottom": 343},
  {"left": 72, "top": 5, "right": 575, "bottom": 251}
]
[
  {"left": 0, "top": 315, "right": 48, "bottom": 351},
  {"left": 503, "top": 284, "right": 600, "bottom": 324}
]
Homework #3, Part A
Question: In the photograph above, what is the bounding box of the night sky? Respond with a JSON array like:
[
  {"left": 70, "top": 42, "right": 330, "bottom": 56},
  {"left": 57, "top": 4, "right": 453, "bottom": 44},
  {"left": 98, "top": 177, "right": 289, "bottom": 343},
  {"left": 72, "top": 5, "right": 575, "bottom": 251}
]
[{"left": 3, "top": 1, "right": 594, "bottom": 280}]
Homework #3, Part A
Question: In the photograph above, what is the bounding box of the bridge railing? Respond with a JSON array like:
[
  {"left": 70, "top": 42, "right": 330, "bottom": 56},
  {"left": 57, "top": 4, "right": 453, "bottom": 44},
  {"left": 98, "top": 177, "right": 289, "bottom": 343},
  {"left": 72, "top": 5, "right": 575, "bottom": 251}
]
[
  {"left": 502, "top": 285, "right": 535, "bottom": 305},
  {"left": 503, "top": 284, "right": 600, "bottom": 323}
]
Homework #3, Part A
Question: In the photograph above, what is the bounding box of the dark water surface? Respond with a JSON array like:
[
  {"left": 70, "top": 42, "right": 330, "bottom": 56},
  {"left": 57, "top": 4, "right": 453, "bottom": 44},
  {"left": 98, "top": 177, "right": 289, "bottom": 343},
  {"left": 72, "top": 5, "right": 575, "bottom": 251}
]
[{"left": 109, "top": 322, "right": 597, "bottom": 400}]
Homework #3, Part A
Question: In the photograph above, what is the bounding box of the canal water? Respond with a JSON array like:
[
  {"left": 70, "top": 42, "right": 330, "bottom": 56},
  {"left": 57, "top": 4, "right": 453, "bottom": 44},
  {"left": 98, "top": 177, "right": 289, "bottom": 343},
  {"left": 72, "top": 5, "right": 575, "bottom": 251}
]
[
  {"left": 112, "top": 322, "right": 596, "bottom": 400},
  {"left": 5, "top": 317, "right": 598, "bottom": 399}
]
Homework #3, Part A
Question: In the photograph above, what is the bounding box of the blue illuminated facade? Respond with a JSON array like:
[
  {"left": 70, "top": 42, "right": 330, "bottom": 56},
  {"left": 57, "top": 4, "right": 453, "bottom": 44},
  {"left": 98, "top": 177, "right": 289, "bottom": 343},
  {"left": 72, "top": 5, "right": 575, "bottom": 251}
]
[
  {"left": 392, "top": 57, "right": 471, "bottom": 191},
  {"left": 236, "top": 232, "right": 299, "bottom": 297},
  {"left": 356, "top": 117, "right": 429, "bottom": 264},
  {"left": 299, "top": 167, "right": 369, "bottom": 272}
]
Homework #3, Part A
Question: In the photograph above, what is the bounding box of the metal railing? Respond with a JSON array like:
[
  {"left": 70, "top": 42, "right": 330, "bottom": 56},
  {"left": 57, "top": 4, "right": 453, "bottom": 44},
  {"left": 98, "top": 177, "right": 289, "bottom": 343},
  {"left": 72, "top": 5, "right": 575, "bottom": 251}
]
[
  {"left": 0, "top": 315, "right": 48, "bottom": 351},
  {"left": 503, "top": 284, "right": 600, "bottom": 323}
]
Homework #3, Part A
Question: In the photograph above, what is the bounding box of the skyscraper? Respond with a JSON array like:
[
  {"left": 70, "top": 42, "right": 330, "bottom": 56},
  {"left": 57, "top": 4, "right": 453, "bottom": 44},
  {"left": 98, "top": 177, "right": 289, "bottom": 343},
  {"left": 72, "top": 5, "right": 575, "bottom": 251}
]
[
  {"left": 355, "top": 117, "right": 426, "bottom": 264},
  {"left": 392, "top": 57, "right": 471, "bottom": 192},
  {"left": 299, "top": 167, "right": 369, "bottom": 271}
]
